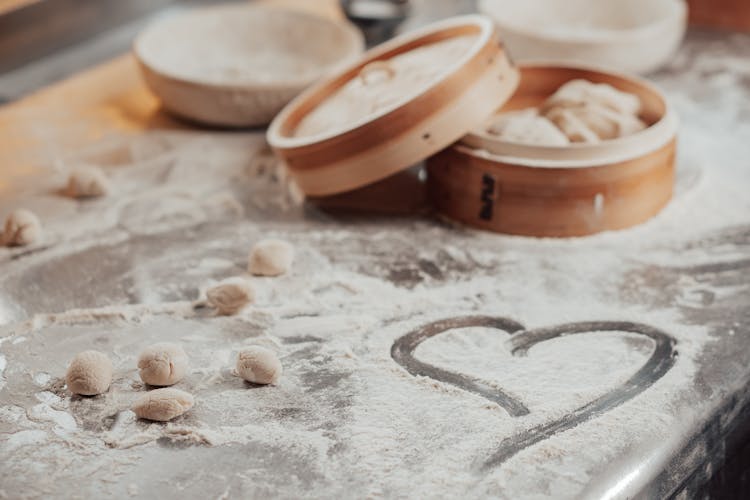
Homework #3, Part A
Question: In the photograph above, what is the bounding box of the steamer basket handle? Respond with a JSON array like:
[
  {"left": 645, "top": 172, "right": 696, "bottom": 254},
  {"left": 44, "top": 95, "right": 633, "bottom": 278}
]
[{"left": 359, "top": 60, "right": 395, "bottom": 85}]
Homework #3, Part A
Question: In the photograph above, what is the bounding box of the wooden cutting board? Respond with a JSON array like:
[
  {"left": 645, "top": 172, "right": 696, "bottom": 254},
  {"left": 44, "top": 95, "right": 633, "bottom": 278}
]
[{"left": 0, "top": 0, "right": 342, "bottom": 194}]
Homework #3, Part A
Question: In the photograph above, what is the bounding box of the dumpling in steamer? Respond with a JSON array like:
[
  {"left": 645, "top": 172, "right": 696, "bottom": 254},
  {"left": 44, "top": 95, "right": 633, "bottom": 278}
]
[
  {"left": 542, "top": 79, "right": 641, "bottom": 116},
  {"left": 545, "top": 104, "right": 646, "bottom": 143},
  {"left": 591, "top": 104, "right": 647, "bottom": 138},
  {"left": 544, "top": 107, "right": 601, "bottom": 144},
  {"left": 542, "top": 79, "right": 646, "bottom": 142},
  {"left": 486, "top": 109, "right": 570, "bottom": 146}
]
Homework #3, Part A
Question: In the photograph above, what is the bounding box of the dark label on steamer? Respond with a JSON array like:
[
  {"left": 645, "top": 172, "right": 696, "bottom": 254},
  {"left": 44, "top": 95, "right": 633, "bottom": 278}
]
[{"left": 479, "top": 173, "right": 496, "bottom": 221}]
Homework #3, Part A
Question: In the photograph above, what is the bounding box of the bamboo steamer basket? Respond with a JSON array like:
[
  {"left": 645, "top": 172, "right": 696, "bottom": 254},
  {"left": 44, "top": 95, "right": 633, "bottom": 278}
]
[
  {"left": 267, "top": 15, "right": 678, "bottom": 237},
  {"left": 267, "top": 15, "right": 520, "bottom": 196},
  {"left": 426, "top": 65, "right": 678, "bottom": 237}
]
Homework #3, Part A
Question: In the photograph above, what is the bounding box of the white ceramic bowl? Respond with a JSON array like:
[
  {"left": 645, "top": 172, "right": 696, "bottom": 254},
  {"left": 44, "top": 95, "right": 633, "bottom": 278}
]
[
  {"left": 134, "top": 4, "right": 364, "bottom": 127},
  {"left": 478, "top": 0, "right": 687, "bottom": 74}
]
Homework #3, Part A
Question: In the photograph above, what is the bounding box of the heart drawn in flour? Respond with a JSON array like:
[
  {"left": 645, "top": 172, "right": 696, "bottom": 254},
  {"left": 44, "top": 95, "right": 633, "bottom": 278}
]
[{"left": 390, "top": 316, "right": 677, "bottom": 468}]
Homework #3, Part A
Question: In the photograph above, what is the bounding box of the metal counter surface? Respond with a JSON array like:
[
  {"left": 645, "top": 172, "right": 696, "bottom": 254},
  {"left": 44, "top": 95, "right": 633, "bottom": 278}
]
[{"left": 0, "top": 4, "right": 749, "bottom": 499}]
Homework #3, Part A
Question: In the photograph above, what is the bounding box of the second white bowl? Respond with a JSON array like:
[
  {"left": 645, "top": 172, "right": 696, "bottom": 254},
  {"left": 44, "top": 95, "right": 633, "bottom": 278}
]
[{"left": 478, "top": 0, "right": 687, "bottom": 74}]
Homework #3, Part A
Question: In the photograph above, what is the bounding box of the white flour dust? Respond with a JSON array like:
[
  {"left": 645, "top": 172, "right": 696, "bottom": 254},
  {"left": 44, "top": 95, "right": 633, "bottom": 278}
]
[
  {"left": 0, "top": 32, "right": 749, "bottom": 499},
  {"left": 293, "top": 34, "right": 477, "bottom": 137}
]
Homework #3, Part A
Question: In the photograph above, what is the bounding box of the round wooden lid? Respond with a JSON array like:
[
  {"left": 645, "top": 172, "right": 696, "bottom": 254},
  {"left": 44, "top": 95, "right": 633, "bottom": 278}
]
[{"left": 267, "top": 15, "right": 519, "bottom": 197}]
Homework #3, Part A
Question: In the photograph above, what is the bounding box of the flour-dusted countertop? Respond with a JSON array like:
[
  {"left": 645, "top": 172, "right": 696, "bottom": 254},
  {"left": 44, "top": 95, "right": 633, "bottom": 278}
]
[{"left": 1, "top": 25, "right": 749, "bottom": 500}]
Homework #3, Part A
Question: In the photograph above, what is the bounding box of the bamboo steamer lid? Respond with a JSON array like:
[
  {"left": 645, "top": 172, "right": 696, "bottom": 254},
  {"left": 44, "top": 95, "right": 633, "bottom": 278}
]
[{"left": 267, "top": 15, "right": 519, "bottom": 197}]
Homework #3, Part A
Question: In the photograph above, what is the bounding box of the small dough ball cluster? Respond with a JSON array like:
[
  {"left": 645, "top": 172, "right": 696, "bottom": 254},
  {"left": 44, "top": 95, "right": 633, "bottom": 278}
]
[
  {"left": 66, "top": 165, "right": 111, "bottom": 199},
  {"left": 132, "top": 388, "right": 194, "bottom": 421},
  {"left": 248, "top": 239, "right": 294, "bottom": 276},
  {"left": 2, "top": 209, "right": 43, "bottom": 247},
  {"left": 236, "top": 346, "right": 282, "bottom": 385},
  {"left": 206, "top": 277, "right": 255, "bottom": 315},
  {"left": 66, "top": 350, "right": 113, "bottom": 396},
  {"left": 138, "top": 343, "right": 189, "bottom": 386}
]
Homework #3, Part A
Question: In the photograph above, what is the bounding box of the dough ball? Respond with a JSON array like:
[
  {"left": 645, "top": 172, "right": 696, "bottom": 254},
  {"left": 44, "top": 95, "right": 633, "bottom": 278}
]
[
  {"left": 132, "top": 388, "right": 194, "bottom": 421},
  {"left": 2, "top": 209, "right": 43, "bottom": 247},
  {"left": 487, "top": 108, "right": 570, "bottom": 146},
  {"left": 65, "top": 350, "right": 113, "bottom": 396},
  {"left": 236, "top": 346, "right": 282, "bottom": 385},
  {"left": 66, "top": 165, "right": 111, "bottom": 198},
  {"left": 206, "top": 277, "right": 255, "bottom": 315},
  {"left": 544, "top": 107, "right": 601, "bottom": 144},
  {"left": 542, "top": 79, "right": 641, "bottom": 116},
  {"left": 137, "top": 343, "right": 189, "bottom": 386},
  {"left": 248, "top": 239, "right": 294, "bottom": 277}
]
